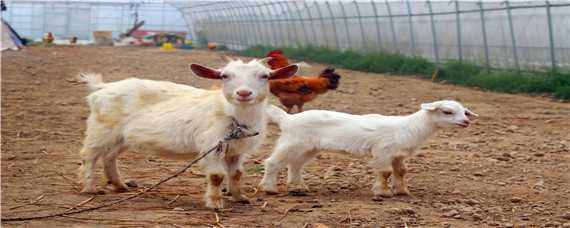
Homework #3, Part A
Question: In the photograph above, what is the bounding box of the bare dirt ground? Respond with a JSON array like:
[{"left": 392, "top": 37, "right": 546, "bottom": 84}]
[{"left": 1, "top": 47, "right": 569, "bottom": 227}]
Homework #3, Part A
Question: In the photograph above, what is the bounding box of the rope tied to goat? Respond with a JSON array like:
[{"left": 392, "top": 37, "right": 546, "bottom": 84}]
[{"left": 2, "top": 118, "right": 259, "bottom": 222}]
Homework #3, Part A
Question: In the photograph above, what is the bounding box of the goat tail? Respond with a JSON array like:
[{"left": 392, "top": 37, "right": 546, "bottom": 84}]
[
  {"left": 78, "top": 73, "right": 105, "bottom": 92},
  {"left": 266, "top": 105, "right": 288, "bottom": 126}
]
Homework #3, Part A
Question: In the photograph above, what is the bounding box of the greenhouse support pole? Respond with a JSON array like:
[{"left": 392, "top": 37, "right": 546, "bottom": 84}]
[
  {"left": 325, "top": 1, "right": 341, "bottom": 50},
  {"left": 455, "top": 0, "right": 463, "bottom": 62},
  {"left": 354, "top": 0, "right": 367, "bottom": 50},
  {"left": 385, "top": 0, "right": 398, "bottom": 52},
  {"left": 262, "top": 4, "right": 277, "bottom": 47},
  {"left": 229, "top": 8, "right": 245, "bottom": 49},
  {"left": 315, "top": 1, "right": 329, "bottom": 48},
  {"left": 505, "top": 1, "right": 520, "bottom": 72},
  {"left": 237, "top": 5, "right": 254, "bottom": 48},
  {"left": 277, "top": 2, "right": 294, "bottom": 48},
  {"left": 545, "top": 0, "right": 557, "bottom": 69},
  {"left": 284, "top": 2, "right": 302, "bottom": 48},
  {"left": 270, "top": 3, "right": 285, "bottom": 47},
  {"left": 339, "top": 1, "right": 352, "bottom": 49},
  {"left": 245, "top": 5, "right": 262, "bottom": 46},
  {"left": 405, "top": 0, "right": 416, "bottom": 54},
  {"left": 304, "top": 1, "right": 319, "bottom": 47},
  {"left": 258, "top": 6, "right": 272, "bottom": 46},
  {"left": 427, "top": 0, "right": 440, "bottom": 64},
  {"left": 293, "top": 1, "right": 310, "bottom": 47},
  {"left": 220, "top": 9, "right": 234, "bottom": 50},
  {"left": 371, "top": 0, "right": 383, "bottom": 50},
  {"left": 478, "top": 1, "right": 490, "bottom": 71},
  {"left": 225, "top": 9, "right": 239, "bottom": 49}
]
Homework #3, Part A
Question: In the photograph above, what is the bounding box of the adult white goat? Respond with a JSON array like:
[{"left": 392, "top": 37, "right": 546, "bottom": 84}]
[
  {"left": 78, "top": 58, "right": 298, "bottom": 208},
  {"left": 259, "top": 100, "right": 478, "bottom": 199}
]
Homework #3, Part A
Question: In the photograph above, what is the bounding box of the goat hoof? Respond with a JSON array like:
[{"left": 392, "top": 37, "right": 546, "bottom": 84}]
[
  {"left": 288, "top": 189, "right": 308, "bottom": 196},
  {"left": 206, "top": 200, "right": 224, "bottom": 209},
  {"left": 107, "top": 184, "right": 129, "bottom": 193},
  {"left": 394, "top": 189, "right": 410, "bottom": 196},
  {"left": 80, "top": 188, "right": 106, "bottom": 195},
  {"left": 232, "top": 195, "right": 251, "bottom": 204},
  {"left": 372, "top": 195, "right": 385, "bottom": 201},
  {"left": 374, "top": 190, "right": 393, "bottom": 198},
  {"left": 263, "top": 190, "right": 279, "bottom": 195},
  {"left": 124, "top": 179, "right": 138, "bottom": 188}
]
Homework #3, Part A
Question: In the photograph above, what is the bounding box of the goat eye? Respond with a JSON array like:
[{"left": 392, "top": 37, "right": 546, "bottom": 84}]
[
  {"left": 442, "top": 110, "right": 453, "bottom": 115},
  {"left": 261, "top": 74, "right": 269, "bottom": 79},
  {"left": 220, "top": 74, "right": 229, "bottom": 79}
]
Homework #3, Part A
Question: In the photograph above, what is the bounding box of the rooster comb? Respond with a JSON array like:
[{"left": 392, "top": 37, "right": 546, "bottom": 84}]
[{"left": 266, "top": 50, "right": 284, "bottom": 57}]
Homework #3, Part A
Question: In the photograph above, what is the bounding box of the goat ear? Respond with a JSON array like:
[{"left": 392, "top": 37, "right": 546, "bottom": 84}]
[
  {"left": 220, "top": 55, "right": 234, "bottom": 63},
  {"left": 258, "top": 57, "right": 272, "bottom": 65},
  {"left": 190, "top": 64, "right": 222, "bottom": 80},
  {"left": 420, "top": 102, "right": 439, "bottom": 112},
  {"left": 465, "top": 108, "right": 479, "bottom": 117},
  {"left": 269, "top": 65, "right": 298, "bottom": 80}
]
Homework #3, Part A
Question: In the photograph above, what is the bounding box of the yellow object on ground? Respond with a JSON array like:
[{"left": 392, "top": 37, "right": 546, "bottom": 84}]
[{"left": 162, "top": 42, "right": 173, "bottom": 50}]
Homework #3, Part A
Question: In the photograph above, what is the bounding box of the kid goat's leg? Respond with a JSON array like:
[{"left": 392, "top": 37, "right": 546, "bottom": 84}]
[
  {"left": 102, "top": 146, "right": 129, "bottom": 192},
  {"left": 259, "top": 142, "right": 305, "bottom": 194},
  {"left": 392, "top": 156, "right": 410, "bottom": 196},
  {"left": 286, "top": 149, "right": 317, "bottom": 193},
  {"left": 78, "top": 146, "right": 105, "bottom": 194}
]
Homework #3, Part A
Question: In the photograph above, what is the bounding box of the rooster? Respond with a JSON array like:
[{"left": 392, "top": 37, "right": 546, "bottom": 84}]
[{"left": 266, "top": 50, "right": 341, "bottom": 113}]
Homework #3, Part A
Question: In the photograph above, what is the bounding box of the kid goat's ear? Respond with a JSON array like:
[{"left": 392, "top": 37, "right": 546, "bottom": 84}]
[
  {"left": 269, "top": 65, "right": 298, "bottom": 80},
  {"left": 420, "top": 102, "right": 439, "bottom": 112},
  {"left": 190, "top": 64, "right": 222, "bottom": 80},
  {"left": 465, "top": 108, "right": 479, "bottom": 117}
]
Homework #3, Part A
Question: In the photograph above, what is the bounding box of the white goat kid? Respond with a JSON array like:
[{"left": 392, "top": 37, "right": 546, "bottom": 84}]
[
  {"left": 78, "top": 58, "right": 298, "bottom": 209},
  {"left": 259, "top": 100, "right": 478, "bottom": 199}
]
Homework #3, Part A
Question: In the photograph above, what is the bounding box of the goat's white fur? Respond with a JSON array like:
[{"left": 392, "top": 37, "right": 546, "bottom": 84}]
[
  {"left": 77, "top": 59, "right": 298, "bottom": 209},
  {"left": 260, "top": 100, "right": 477, "bottom": 198}
]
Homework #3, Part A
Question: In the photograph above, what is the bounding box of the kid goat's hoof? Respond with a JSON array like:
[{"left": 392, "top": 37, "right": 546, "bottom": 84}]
[
  {"left": 394, "top": 188, "right": 411, "bottom": 196},
  {"left": 231, "top": 195, "right": 251, "bottom": 204},
  {"left": 80, "top": 188, "right": 106, "bottom": 195}
]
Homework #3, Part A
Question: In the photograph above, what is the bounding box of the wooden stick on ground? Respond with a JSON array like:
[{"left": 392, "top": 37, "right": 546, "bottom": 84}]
[{"left": 9, "top": 194, "right": 45, "bottom": 210}]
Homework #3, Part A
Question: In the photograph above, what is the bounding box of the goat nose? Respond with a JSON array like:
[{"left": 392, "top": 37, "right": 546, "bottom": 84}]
[{"left": 236, "top": 90, "right": 252, "bottom": 97}]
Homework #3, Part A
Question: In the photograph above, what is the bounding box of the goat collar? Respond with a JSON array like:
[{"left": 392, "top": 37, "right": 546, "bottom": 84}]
[{"left": 224, "top": 117, "right": 259, "bottom": 141}]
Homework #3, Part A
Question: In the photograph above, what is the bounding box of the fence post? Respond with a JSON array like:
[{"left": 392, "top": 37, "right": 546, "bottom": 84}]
[
  {"left": 385, "top": 0, "right": 398, "bottom": 52},
  {"left": 304, "top": 1, "right": 319, "bottom": 47},
  {"left": 405, "top": 0, "right": 416, "bottom": 54},
  {"left": 314, "top": 1, "right": 329, "bottom": 48},
  {"left": 477, "top": 1, "right": 490, "bottom": 71},
  {"left": 371, "top": 0, "right": 383, "bottom": 50},
  {"left": 277, "top": 2, "right": 294, "bottom": 48},
  {"left": 505, "top": 1, "right": 520, "bottom": 72},
  {"left": 293, "top": 1, "right": 310, "bottom": 47},
  {"left": 455, "top": 0, "right": 463, "bottom": 62},
  {"left": 339, "top": 1, "right": 352, "bottom": 49},
  {"left": 353, "top": 1, "right": 367, "bottom": 50},
  {"left": 426, "top": 0, "right": 440, "bottom": 64},
  {"left": 545, "top": 0, "right": 557, "bottom": 69},
  {"left": 325, "top": 1, "right": 341, "bottom": 50}
]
